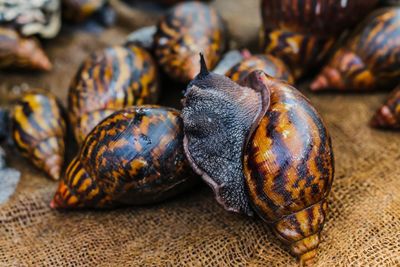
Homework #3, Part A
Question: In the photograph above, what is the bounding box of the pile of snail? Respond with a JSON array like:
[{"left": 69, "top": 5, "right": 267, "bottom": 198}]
[{"left": 1, "top": 0, "right": 400, "bottom": 266}]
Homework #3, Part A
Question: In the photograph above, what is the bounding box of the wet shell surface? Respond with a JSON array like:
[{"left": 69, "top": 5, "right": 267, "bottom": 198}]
[
  {"left": 51, "top": 106, "right": 196, "bottom": 209},
  {"left": 0, "top": 27, "right": 52, "bottom": 71},
  {"left": 0, "top": 0, "right": 61, "bottom": 38},
  {"left": 311, "top": 7, "right": 400, "bottom": 92},
  {"left": 11, "top": 91, "right": 66, "bottom": 180},
  {"left": 154, "top": 1, "right": 226, "bottom": 82},
  {"left": 370, "top": 84, "right": 400, "bottom": 129},
  {"left": 68, "top": 45, "right": 160, "bottom": 145}
]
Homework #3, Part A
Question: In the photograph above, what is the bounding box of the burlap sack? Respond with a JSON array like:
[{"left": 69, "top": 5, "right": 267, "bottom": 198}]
[{"left": 0, "top": 1, "right": 399, "bottom": 266}]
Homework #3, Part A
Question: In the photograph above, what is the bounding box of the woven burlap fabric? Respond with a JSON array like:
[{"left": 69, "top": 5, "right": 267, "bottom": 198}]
[{"left": 1, "top": 1, "right": 399, "bottom": 266}]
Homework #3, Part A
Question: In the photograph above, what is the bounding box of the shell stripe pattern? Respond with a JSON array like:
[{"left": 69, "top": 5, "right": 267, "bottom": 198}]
[{"left": 68, "top": 45, "right": 159, "bottom": 144}]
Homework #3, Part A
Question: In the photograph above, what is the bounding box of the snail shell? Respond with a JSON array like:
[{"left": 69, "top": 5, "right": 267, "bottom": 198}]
[
  {"left": 260, "top": 0, "right": 379, "bottom": 79},
  {"left": 11, "top": 91, "right": 66, "bottom": 180},
  {"left": 154, "top": 1, "right": 226, "bottom": 82},
  {"left": 311, "top": 7, "right": 400, "bottom": 92},
  {"left": 51, "top": 106, "right": 196, "bottom": 209},
  {"left": 225, "top": 53, "right": 294, "bottom": 85},
  {"left": 62, "top": 0, "right": 107, "bottom": 23},
  {"left": 68, "top": 45, "right": 160, "bottom": 145},
  {"left": 0, "top": 27, "right": 52, "bottom": 71},
  {"left": 370, "top": 84, "right": 400, "bottom": 129},
  {"left": 182, "top": 56, "right": 334, "bottom": 265}
]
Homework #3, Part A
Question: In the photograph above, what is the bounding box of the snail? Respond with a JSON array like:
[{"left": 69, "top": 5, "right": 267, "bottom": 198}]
[
  {"left": 51, "top": 106, "right": 196, "bottom": 209},
  {"left": 260, "top": 0, "right": 379, "bottom": 79},
  {"left": 370, "top": 84, "right": 400, "bottom": 129},
  {"left": 68, "top": 44, "right": 160, "bottom": 145},
  {"left": 225, "top": 51, "right": 294, "bottom": 85},
  {"left": 0, "top": 27, "right": 52, "bottom": 71},
  {"left": 154, "top": 1, "right": 226, "bottom": 83},
  {"left": 181, "top": 55, "right": 334, "bottom": 265},
  {"left": 11, "top": 91, "right": 67, "bottom": 180},
  {"left": 311, "top": 7, "right": 400, "bottom": 92},
  {"left": 62, "top": 0, "right": 113, "bottom": 25}
]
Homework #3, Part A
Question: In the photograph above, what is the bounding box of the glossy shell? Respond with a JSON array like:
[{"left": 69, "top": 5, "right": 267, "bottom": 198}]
[
  {"left": 311, "top": 8, "right": 400, "bottom": 91},
  {"left": 0, "top": 0, "right": 61, "bottom": 38},
  {"left": 68, "top": 45, "right": 160, "bottom": 145},
  {"left": 11, "top": 91, "right": 66, "bottom": 180},
  {"left": 370, "top": 84, "right": 400, "bottom": 129},
  {"left": 244, "top": 76, "right": 334, "bottom": 265},
  {"left": 154, "top": 1, "right": 226, "bottom": 82},
  {"left": 225, "top": 54, "right": 294, "bottom": 85},
  {"left": 0, "top": 27, "right": 52, "bottom": 71},
  {"left": 260, "top": 0, "right": 379, "bottom": 79},
  {"left": 62, "top": 0, "right": 107, "bottom": 22},
  {"left": 51, "top": 106, "right": 196, "bottom": 209}
]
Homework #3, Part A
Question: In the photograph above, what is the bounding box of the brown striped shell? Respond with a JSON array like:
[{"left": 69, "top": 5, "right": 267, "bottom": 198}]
[
  {"left": 260, "top": 0, "right": 379, "bottom": 79},
  {"left": 51, "top": 106, "right": 196, "bottom": 209},
  {"left": 11, "top": 91, "right": 66, "bottom": 180},
  {"left": 182, "top": 57, "right": 334, "bottom": 265},
  {"left": 154, "top": 1, "right": 226, "bottom": 83},
  {"left": 68, "top": 45, "right": 160, "bottom": 145},
  {"left": 0, "top": 27, "right": 52, "bottom": 71},
  {"left": 62, "top": 0, "right": 107, "bottom": 22},
  {"left": 311, "top": 7, "right": 400, "bottom": 92},
  {"left": 225, "top": 54, "right": 294, "bottom": 85},
  {"left": 370, "top": 84, "right": 400, "bottom": 129}
]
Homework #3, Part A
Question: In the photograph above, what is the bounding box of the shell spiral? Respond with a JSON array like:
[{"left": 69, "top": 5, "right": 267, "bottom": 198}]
[
  {"left": 154, "top": 1, "right": 226, "bottom": 82},
  {"left": 11, "top": 91, "right": 66, "bottom": 180},
  {"left": 244, "top": 79, "right": 334, "bottom": 265},
  {"left": 68, "top": 45, "right": 160, "bottom": 145},
  {"left": 51, "top": 106, "right": 196, "bottom": 209}
]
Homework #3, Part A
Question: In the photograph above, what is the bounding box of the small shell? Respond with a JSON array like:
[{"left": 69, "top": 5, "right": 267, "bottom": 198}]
[
  {"left": 370, "top": 84, "right": 400, "bottom": 129},
  {"left": 154, "top": 1, "right": 226, "bottom": 82},
  {"left": 51, "top": 106, "right": 196, "bottom": 209},
  {"left": 11, "top": 91, "right": 66, "bottom": 180},
  {"left": 62, "top": 0, "right": 107, "bottom": 23},
  {"left": 68, "top": 45, "right": 160, "bottom": 145},
  {"left": 225, "top": 54, "right": 294, "bottom": 85},
  {"left": 311, "top": 8, "right": 400, "bottom": 91},
  {"left": 0, "top": 27, "right": 52, "bottom": 71}
]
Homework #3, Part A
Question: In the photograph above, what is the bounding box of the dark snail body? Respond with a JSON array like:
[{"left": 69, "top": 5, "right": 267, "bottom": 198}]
[
  {"left": 182, "top": 56, "right": 334, "bottom": 265},
  {"left": 260, "top": 0, "right": 379, "bottom": 79},
  {"left": 0, "top": 27, "right": 52, "bottom": 71},
  {"left": 11, "top": 91, "right": 66, "bottom": 180},
  {"left": 68, "top": 45, "right": 160, "bottom": 145},
  {"left": 51, "top": 106, "right": 196, "bottom": 209},
  {"left": 311, "top": 7, "right": 400, "bottom": 92},
  {"left": 154, "top": 1, "right": 226, "bottom": 82},
  {"left": 370, "top": 84, "right": 400, "bottom": 129}
]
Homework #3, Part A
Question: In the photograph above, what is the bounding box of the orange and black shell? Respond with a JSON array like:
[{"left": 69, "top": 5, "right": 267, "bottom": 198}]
[
  {"left": 68, "top": 45, "right": 160, "bottom": 145},
  {"left": 11, "top": 91, "right": 66, "bottom": 180},
  {"left": 311, "top": 7, "right": 400, "bottom": 91},
  {"left": 225, "top": 54, "right": 294, "bottom": 85},
  {"left": 62, "top": 0, "right": 107, "bottom": 22},
  {"left": 154, "top": 1, "right": 226, "bottom": 83},
  {"left": 244, "top": 78, "right": 334, "bottom": 265},
  {"left": 371, "top": 84, "right": 400, "bottom": 129},
  {"left": 260, "top": 0, "right": 379, "bottom": 79},
  {"left": 0, "top": 27, "right": 52, "bottom": 71},
  {"left": 51, "top": 106, "right": 196, "bottom": 209}
]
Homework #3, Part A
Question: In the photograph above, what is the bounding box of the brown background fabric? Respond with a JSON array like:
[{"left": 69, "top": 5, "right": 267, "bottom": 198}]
[{"left": 0, "top": 1, "right": 399, "bottom": 266}]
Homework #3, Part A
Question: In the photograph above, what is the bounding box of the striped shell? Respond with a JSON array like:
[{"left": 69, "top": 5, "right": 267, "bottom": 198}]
[
  {"left": 154, "top": 1, "right": 226, "bottom": 83},
  {"left": 182, "top": 58, "right": 333, "bottom": 265},
  {"left": 68, "top": 45, "right": 160, "bottom": 145},
  {"left": 244, "top": 75, "right": 334, "bottom": 266},
  {"left": 225, "top": 54, "right": 294, "bottom": 85},
  {"left": 62, "top": 0, "right": 107, "bottom": 22},
  {"left": 11, "top": 91, "right": 66, "bottom": 180},
  {"left": 51, "top": 106, "right": 196, "bottom": 209},
  {"left": 260, "top": 0, "right": 378, "bottom": 79},
  {"left": 311, "top": 7, "right": 400, "bottom": 91},
  {"left": 370, "top": 84, "right": 400, "bottom": 129},
  {"left": 0, "top": 27, "right": 52, "bottom": 71}
]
